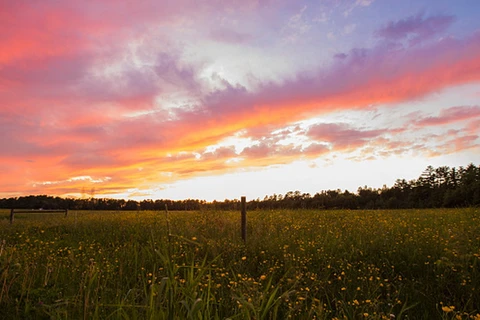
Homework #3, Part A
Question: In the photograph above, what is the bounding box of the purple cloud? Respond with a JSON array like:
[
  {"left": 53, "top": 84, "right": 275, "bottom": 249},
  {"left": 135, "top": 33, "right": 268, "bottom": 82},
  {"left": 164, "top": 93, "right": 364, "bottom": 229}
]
[
  {"left": 414, "top": 106, "right": 480, "bottom": 126},
  {"left": 376, "top": 12, "right": 455, "bottom": 44}
]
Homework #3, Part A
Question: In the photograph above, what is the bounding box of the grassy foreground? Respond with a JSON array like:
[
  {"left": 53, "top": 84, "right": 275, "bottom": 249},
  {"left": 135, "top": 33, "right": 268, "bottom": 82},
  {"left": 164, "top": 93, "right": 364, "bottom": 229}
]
[{"left": 1, "top": 208, "right": 479, "bottom": 319}]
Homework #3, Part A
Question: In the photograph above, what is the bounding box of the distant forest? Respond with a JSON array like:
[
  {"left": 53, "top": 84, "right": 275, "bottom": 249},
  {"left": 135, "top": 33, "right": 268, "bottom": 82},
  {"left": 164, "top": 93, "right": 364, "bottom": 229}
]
[{"left": 1, "top": 163, "right": 479, "bottom": 211}]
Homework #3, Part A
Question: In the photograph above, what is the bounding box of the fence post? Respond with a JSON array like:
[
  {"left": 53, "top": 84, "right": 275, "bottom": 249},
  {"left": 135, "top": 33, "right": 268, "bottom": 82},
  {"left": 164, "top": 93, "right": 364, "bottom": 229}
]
[
  {"left": 65, "top": 209, "right": 68, "bottom": 217},
  {"left": 10, "top": 209, "right": 14, "bottom": 224},
  {"left": 241, "top": 196, "right": 246, "bottom": 242},
  {"left": 165, "top": 204, "right": 171, "bottom": 242}
]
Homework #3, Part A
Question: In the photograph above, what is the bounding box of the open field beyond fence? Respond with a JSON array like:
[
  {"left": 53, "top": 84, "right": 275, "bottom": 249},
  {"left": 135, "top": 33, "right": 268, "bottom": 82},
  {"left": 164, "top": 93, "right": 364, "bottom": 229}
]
[{"left": 1, "top": 208, "right": 479, "bottom": 319}]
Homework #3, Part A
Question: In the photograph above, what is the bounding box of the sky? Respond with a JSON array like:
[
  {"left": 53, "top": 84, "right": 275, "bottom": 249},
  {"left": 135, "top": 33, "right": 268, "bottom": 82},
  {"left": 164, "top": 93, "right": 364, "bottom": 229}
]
[{"left": 1, "top": 0, "right": 479, "bottom": 201}]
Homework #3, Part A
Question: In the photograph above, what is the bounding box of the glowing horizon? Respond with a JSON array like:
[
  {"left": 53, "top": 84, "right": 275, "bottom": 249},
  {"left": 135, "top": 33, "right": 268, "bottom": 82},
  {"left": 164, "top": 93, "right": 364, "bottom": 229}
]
[{"left": 1, "top": 0, "right": 479, "bottom": 201}]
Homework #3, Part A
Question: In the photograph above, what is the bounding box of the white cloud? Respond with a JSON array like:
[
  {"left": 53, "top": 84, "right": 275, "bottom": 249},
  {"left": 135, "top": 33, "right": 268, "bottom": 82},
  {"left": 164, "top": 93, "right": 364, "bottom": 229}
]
[
  {"left": 356, "top": 0, "right": 375, "bottom": 6},
  {"left": 344, "top": 0, "right": 375, "bottom": 17},
  {"left": 281, "top": 5, "right": 312, "bottom": 43}
]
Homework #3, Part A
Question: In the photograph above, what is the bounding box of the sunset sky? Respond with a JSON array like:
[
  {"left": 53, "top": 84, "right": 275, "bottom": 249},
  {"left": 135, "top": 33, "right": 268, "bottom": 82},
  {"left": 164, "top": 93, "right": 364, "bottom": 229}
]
[{"left": 1, "top": 0, "right": 479, "bottom": 201}]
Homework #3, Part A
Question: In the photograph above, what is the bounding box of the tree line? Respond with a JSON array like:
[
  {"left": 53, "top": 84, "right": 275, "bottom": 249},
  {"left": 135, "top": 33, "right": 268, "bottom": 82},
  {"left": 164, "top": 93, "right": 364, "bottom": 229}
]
[{"left": 1, "top": 163, "right": 478, "bottom": 211}]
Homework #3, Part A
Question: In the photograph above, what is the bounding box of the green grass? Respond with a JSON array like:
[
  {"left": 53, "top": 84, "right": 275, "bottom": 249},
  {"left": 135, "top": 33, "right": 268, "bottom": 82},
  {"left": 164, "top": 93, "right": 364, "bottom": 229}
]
[{"left": 1, "top": 208, "right": 479, "bottom": 319}]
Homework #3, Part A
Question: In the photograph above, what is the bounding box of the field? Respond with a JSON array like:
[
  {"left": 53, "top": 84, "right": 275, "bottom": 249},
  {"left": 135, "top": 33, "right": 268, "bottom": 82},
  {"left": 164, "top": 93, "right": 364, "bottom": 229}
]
[{"left": 1, "top": 208, "right": 480, "bottom": 319}]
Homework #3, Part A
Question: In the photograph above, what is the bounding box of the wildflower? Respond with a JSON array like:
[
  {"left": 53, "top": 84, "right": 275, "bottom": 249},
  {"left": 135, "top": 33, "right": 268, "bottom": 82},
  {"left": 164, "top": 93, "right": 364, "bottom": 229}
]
[
  {"left": 241, "top": 256, "right": 247, "bottom": 261},
  {"left": 442, "top": 306, "right": 455, "bottom": 313},
  {"left": 260, "top": 275, "right": 267, "bottom": 281},
  {"left": 191, "top": 237, "right": 197, "bottom": 241}
]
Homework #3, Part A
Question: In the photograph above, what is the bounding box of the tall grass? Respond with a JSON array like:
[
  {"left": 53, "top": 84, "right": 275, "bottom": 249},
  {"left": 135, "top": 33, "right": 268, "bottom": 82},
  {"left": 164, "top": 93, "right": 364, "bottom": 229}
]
[{"left": 0, "top": 208, "right": 479, "bottom": 319}]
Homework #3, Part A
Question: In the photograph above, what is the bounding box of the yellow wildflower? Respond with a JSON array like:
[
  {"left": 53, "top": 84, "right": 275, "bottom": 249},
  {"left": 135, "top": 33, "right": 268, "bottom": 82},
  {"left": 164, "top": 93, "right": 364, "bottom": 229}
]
[{"left": 442, "top": 306, "right": 455, "bottom": 313}]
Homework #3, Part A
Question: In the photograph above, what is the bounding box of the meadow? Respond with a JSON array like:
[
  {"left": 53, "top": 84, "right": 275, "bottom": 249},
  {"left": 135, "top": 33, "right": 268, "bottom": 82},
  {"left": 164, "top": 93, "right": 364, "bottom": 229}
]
[{"left": 1, "top": 208, "right": 479, "bottom": 319}]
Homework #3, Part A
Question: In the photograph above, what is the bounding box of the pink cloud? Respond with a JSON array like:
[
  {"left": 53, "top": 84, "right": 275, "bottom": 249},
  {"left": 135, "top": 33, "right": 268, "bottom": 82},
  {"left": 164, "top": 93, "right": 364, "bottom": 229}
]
[
  {"left": 302, "top": 143, "right": 330, "bottom": 156},
  {"left": 414, "top": 106, "right": 480, "bottom": 126},
  {"left": 241, "top": 142, "right": 277, "bottom": 159},
  {"left": 306, "top": 123, "right": 387, "bottom": 150},
  {"left": 467, "top": 119, "right": 480, "bottom": 134},
  {"left": 439, "top": 135, "right": 479, "bottom": 154},
  {"left": 202, "top": 147, "right": 238, "bottom": 160}
]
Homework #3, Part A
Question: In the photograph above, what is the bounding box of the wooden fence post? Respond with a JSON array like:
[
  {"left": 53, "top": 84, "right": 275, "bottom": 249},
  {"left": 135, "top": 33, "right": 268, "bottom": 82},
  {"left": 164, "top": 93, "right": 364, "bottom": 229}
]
[
  {"left": 165, "top": 204, "right": 171, "bottom": 242},
  {"left": 10, "top": 209, "right": 14, "bottom": 224},
  {"left": 65, "top": 209, "right": 68, "bottom": 217},
  {"left": 241, "top": 196, "right": 247, "bottom": 242}
]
